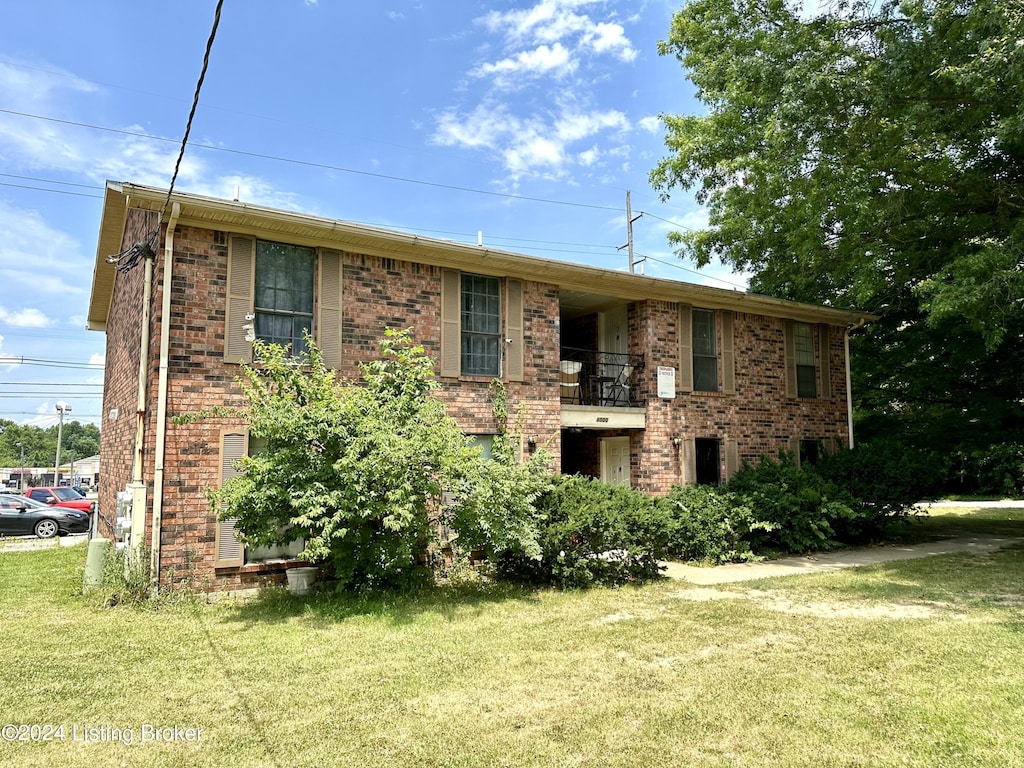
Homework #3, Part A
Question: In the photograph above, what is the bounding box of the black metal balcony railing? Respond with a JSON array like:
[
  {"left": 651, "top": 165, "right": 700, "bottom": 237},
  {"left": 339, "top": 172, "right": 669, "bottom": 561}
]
[{"left": 559, "top": 347, "right": 645, "bottom": 407}]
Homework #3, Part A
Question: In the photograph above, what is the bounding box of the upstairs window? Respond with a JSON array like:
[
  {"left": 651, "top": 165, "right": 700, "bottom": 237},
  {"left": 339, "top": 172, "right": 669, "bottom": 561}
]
[
  {"left": 254, "top": 240, "right": 315, "bottom": 357},
  {"left": 460, "top": 274, "right": 501, "bottom": 376},
  {"left": 794, "top": 322, "right": 817, "bottom": 397},
  {"left": 692, "top": 308, "right": 718, "bottom": 391},
  {"left": 678, "top": 306, "right": 734, "bottom": 395},
  {"left": 225, "top": 236, "right": 342, "bottom": 367}
]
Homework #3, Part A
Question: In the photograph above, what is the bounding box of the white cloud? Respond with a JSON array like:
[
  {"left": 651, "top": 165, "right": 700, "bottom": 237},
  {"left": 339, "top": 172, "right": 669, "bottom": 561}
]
[
  {"left": 0, "top": 63, "right": 304, "bottom": 219},
  {"left": 472, "top": 43, "right": 576, "bottom": 84},
  {"left": 0, "top": 335, "right": 21, "bottom": 368},
  {"left": 479, "top": 1, "right": 602, "bottom": 46},
  {"left": 582, "top": 21, "right": 637, "bottom": 61},
  {"left": 0, "top": 201, "right": 86, "bottom": 297},
  {"left": 0, "top": 308, "right": 55, "bottom": 328},
  {"left": 578, "top": 146, "right": 600, "bottom": 166},
  {"left": 0, "top": 57, "right": 97, "bottom": 111},
  {"left": 638, "top": 115, "right": 661, "bottom": 133},
  {"left": 477, "top": 1, "right": 635, "bottom": 65},
  {"left": 23, "top": 402, "right": 58, "bottom": 429},
  {"left": 433, "top": 102, "right": 631, "bottom": 178},
  {"left": 554, "top": 110, "right": 628, "bottom": 142},
  {"left": 438, "top": 2, "right": 640, "bottom": 183}
]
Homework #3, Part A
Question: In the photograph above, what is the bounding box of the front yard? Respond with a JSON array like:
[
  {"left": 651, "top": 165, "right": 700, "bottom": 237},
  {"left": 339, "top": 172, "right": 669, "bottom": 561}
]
[{"left": 1, "top": 507, "right": 1022, "bottom": 767}]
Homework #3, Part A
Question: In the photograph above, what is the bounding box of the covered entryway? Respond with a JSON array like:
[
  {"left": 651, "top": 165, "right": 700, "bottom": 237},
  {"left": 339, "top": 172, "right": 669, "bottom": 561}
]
[{"left": 600, "top": 436, "right": 631, "bottom": 486}]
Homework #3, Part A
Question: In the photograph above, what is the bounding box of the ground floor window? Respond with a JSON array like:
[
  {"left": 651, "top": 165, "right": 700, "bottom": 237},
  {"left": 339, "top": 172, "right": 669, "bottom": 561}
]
[
  {"left": 799, "top": 439, "right": 821, "bottom": 467},
  {"left": 695, "top": 438, "right": 721, "bottom": 485}
]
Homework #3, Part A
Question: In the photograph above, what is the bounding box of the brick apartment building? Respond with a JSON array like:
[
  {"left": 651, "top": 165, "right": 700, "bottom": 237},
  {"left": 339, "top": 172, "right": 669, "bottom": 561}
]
[{"left": 87, "top": 182, "right": 874, "bottom": 590}]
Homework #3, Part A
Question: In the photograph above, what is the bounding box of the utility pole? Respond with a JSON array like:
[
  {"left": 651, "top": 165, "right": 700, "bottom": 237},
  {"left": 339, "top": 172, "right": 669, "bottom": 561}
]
[
  {"left": 54, "top": 402, "right": 71, "bottom": 485},
  {"left": 619, "top": 190, "right": 645, "bottom": 273}
]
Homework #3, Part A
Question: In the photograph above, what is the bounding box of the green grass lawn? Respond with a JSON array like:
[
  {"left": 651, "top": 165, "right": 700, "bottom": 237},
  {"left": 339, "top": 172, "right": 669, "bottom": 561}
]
[{"left": 1, "top": 507, "right": 1022, "bottom": 768}]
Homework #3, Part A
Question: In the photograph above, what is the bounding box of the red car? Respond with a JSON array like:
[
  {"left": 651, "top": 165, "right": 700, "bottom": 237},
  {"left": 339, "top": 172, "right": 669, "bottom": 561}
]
[{"left": 24, "top": 487, "right": 95, "bottom": 514}]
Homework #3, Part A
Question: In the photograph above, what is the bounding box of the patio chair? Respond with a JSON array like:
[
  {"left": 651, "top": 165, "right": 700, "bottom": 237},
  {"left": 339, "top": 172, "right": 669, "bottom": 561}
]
[
  {"left": 560, "top": 360, "right": 583, "bottom": 404},
  {"left": 606, "top": 364, "right": 633, "bottom": 406}
]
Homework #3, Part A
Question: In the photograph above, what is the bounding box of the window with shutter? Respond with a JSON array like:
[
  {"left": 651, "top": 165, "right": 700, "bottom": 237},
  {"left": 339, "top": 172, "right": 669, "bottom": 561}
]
[
  {"left": 461, "top": 275, "right": 501, "bottom": 376},
  {"left": 692, "top": 308, "right": 718, "bottom": 391},
  {"left": 794, "top": 322, "right": 817, "bottom": 397},
  {"left": 254, "top": 241, "right": 314, "bottom": 357},
  {"left": 441, "top": 271, "right": 515, "bottom": 379},
  {"left": 224, "top": 237, "right": 343, "bottom": 366}
]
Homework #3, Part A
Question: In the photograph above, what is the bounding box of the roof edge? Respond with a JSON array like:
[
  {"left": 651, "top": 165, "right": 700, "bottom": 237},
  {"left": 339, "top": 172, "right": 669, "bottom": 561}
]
[{"left": 87, "top": 182, "right": 878, "bottom": 328}]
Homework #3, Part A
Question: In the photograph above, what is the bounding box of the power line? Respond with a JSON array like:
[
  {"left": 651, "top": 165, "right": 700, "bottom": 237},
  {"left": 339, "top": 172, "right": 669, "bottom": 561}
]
[
  {"left": 636, "top": 208, "right": 700, "bottom": 233},
  {"left": 0, "top": 181, "right": 103, "bottom": 199},
  {"left": 0, "top": 411, "right": 101, "bottom": 418},
  {"left": 0, "top": 108, "right": 625, "bottom": 213},
  {"left": 0, "top": 357, "right": 104, "bottom": 370},
  {"left": 0, "top": 382, "right": 103, "bottom": 387},
  {"left": 0, "top": 173, "right": 104, "bottom": 190},
  {"left": 0, "top": 393, "right": 103, "bottom": 398},
  {"left": 158, "top": 0, "right": 224, "bottom": 223},
  {"left": 637, "top": 252, "right": 749, "bottom": 291}
]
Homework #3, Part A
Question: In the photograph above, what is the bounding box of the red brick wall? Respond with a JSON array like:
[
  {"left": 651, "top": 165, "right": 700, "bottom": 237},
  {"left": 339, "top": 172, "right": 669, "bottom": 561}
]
[
  {"left": 99, "top": 218, "right": 852, "bottom": 591},
  {"left": 97, "top": 209, "right": 159, "bottom": 537},
  {"left": 104, "top": 227, "right": 564, "bottom": 590},
  {"left": 631, "top": 303, "right": 849, "bottom": 493}
]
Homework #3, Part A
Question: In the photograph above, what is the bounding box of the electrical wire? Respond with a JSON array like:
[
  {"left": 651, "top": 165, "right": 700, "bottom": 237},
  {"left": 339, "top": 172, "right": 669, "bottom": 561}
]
[
  {"left": 106, "top": 0, "right": 224, "bottom": 273},
  {"left": 637, "top": 251, "right": 749, "bottom": 290},
  {"left": 0, "top": 109, "right": 626, "bottom": 214},
  {"left": 157, "top": 0, "right": 223, "bottom": 224},
  {"left": 0, "top": 181, "right": 103, "bottom": 199},
  {"left": 0, "top": 357, "right": 104, "bottom": 370}
]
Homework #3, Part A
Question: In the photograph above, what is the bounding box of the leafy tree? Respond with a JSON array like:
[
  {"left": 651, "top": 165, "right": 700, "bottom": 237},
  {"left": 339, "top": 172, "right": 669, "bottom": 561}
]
[
  {"left": 650, "top": 0, "right": 1024, "bottom": 454},
  {"left": 210, "top": 329, "right": 550, "bottom": 591},
  {"left": 0, "top": 418, "right": 100, "bottom": 468}
]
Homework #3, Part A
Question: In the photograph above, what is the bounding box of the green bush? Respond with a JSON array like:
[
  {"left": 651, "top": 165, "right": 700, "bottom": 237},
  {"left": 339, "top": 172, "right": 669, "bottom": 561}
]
[
  {"left": 498, "top": 475, "right": 671, "bottom": 588},
  {"left": 663, "top": 484, "right": 768, "bottom": 563},
  {"left": 208, "top": 330, "right": 549, "bottom": 593},
  {"left": 726, "top": 453, "right": 857, "bottom": 553},
  {"left": 816, "top": 440, "right": 945, "bottom": 525}
]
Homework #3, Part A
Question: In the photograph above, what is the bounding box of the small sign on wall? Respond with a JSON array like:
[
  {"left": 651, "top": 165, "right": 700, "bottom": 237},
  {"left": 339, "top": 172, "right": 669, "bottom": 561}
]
[{"left": 657, "top": 366, "right": 676, "bottom": 399}]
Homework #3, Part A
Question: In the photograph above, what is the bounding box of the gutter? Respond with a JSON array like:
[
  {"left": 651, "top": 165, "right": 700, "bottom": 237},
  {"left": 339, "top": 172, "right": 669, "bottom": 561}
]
[
  {"left": 845, "top": 317, "right": 869, "bottom": 449},
  {"left": 150, "top": 202, "right": 180, "bottom": 586}
]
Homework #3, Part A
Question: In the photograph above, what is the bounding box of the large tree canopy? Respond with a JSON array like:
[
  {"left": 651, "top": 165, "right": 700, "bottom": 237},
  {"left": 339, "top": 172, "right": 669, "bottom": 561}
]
[{"left": 651, "top": 0, "right": 1023, "bottom": 452}]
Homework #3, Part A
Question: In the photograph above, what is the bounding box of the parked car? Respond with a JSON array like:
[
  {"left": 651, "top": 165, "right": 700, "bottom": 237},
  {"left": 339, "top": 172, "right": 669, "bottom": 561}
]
[
  {"left": 24, "top": 487, "right": 95, "bottom": 514},
  {"left": 0, "top": 495, "right": 90, "bottom": 538}
]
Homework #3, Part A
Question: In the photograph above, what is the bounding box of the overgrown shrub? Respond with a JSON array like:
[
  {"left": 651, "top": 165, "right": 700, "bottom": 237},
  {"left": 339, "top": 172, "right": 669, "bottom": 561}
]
[
  {"left": 208, "top": 330, "right": 549, "bottom": 593},
  {"left": 663, "top": 484, "right": 768, "bottom": 563},
  {"left": 726, "top": 453, "right": 857, "bottom": 553},
  {"left": 498, "top": 475, "right": 671, "bottom": 588},
  {"left": 816, "top": 440, "right": 945, "bottom": 526},
  {"left": 444, "top": 381, "right": 554, "bottom": 564}
]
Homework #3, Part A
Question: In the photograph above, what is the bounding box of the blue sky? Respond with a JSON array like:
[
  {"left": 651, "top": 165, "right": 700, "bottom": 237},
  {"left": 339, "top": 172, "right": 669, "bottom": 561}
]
[{"left": 0, "top": 0, "right": 745, "bottom": 428}]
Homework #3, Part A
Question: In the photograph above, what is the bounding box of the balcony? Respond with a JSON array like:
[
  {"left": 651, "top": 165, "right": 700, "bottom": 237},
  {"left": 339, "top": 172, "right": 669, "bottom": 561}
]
[{"left": 559, "top": 347, "right": 645, "bottom": 408}]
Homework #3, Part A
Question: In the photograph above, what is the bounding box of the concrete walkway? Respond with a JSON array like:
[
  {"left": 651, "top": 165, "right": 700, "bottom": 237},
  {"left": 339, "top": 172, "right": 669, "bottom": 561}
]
[{"left": 662, "top": 534, "right": 1022, "bottom": 585}]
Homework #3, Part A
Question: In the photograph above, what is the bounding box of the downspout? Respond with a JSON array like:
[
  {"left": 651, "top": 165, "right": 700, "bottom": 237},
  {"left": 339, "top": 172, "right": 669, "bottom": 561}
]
[
  {"left": 150, "top": 202, "right": 181, "bottom": 585},
  {"left": 127, "top": 205, "right": 155, "bottom": 555},
  {"left": 132, "top": 232, "right": 155, "bottom": 486},
  {"left": 845, "top": 317, "right": 868, "bottom": 449}
]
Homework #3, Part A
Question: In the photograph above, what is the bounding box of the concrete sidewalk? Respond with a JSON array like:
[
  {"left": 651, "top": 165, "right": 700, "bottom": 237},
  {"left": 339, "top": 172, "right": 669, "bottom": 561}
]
[{"left": 662, "top": 534, "right": 1022, "bottom": 585}]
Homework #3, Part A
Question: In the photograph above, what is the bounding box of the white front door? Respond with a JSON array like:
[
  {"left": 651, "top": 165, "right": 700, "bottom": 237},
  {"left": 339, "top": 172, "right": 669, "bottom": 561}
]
[{"left": 601, "top": 437, "right": 631, "bottom": 486}]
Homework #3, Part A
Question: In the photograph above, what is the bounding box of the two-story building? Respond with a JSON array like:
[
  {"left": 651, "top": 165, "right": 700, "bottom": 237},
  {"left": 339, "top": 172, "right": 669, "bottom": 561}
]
[{"left": 87, "top": 182, "right": 873, "bottom": 590}]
